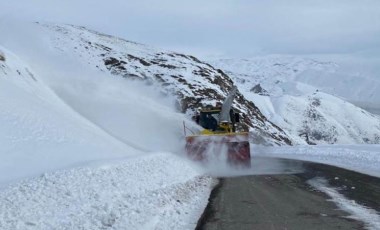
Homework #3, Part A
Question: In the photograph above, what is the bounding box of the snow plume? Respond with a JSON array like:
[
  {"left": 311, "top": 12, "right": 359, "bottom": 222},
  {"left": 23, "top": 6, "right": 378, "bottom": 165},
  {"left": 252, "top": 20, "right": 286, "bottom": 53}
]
[
  {"left": 0, "top": 46, "right": 136, "bottom": 185},
  {"left": 0, "top": 21, "right": 199, "bottom": 193},
  {"left": 39, "top": 61, "right": 187, "bottom": 153},
  {"left": 0, "top": 21, "right": 189, "bottom": 154},
  {"left": 201, "top": 156, "right": 304, "bottom": 178},
  {"left": 191, "top": 141, "right": 304, "bottom": 178},
  {"left": 0, "top": 22, "right": 212, "bottom": 229}
]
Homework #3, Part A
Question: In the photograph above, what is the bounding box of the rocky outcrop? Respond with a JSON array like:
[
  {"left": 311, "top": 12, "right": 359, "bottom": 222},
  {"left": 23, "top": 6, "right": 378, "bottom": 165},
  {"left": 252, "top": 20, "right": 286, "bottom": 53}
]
[
  {"left": 0, "top": 52, "right": 5, "bottom": 62},
  {"left": 250, "top": 84, "right": 269, "bottom": 96}
]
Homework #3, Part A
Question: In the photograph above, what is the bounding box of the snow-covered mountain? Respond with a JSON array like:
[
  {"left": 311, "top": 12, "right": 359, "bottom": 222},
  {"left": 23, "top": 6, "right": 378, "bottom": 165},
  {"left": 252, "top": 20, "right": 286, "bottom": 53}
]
[
  {"left": 209, "top": 56, "right": 380, "bottom": 144},
  {"left": 210, "top": 56, "right": 380, "bottom": 105},
  {"left": 209, "top": 56, "right": 338, "bottom": 97},
  {"left": 1, "top": 22, "right": 292, "bottom": 145},
  {"left": 3, "top": 22, "right": 379, "bottom": 147}
]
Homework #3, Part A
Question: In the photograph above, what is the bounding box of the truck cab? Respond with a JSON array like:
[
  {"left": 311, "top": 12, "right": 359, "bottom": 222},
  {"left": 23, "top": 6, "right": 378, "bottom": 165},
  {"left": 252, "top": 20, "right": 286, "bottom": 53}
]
[{"left": 195, "top": 107, "right": 240, "bottom": 133}]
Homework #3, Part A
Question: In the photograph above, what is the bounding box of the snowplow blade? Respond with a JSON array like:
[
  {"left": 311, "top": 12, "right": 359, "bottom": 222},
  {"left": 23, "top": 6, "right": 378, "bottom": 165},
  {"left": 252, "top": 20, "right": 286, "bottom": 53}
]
[{"left": 185, "top": 133, "right": 251, "bottom": 167}]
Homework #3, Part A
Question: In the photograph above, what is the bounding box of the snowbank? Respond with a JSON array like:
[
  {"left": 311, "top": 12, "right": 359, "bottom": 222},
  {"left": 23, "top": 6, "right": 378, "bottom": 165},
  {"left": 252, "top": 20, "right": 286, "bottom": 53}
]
[
  {"left": 0, "top": 153, "right": 213, "bottom": 230},
  {"left": 254, "top": 145, "right": 380, "bottom": 177},
  {"left": 309, "top": 178, "right": 380, "bottom": 230}
]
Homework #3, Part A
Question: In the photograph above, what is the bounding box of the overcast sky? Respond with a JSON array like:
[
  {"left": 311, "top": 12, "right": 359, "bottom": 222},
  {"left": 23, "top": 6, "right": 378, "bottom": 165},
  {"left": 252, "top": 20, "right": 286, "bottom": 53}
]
[{"left": 1, "top": 0, "right": 380, "bottom": 58}]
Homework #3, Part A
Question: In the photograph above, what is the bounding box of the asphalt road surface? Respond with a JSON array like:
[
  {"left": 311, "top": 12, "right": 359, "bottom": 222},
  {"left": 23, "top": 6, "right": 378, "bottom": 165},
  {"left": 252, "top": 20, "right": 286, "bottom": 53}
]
[{"left": 196, "top": 158, "right": 380, "bottom": 230}]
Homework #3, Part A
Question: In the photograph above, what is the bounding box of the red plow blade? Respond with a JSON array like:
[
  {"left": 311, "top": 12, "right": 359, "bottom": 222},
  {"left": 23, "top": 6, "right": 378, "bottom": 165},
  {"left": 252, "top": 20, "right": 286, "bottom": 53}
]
[{"left": 185, "top": 133, "right": 251, "bottom": 167}]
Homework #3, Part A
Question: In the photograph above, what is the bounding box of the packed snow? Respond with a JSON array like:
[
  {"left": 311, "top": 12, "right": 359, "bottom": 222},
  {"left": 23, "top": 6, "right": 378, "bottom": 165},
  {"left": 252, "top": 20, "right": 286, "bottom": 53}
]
[
  {"left": 0, "top": 153, "right": 212, "bottom": 230},
  {"left": 254, "top": 145, "right": 380, "bottom": 178},
  {"left": 309, "top": 178, "right": 380, "bottom": 230}
]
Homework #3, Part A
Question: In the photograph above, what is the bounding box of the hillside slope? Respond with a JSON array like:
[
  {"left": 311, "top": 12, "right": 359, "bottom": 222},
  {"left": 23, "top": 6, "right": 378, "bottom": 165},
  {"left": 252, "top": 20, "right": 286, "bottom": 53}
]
[
  {"left": 0, "top": 45, "right": 136, "bottom": 183},
  {"left": 209, "top": 55, "right": 380, "bottom": 107},
  {"left": 0, "top": 29, "right": 212, "bottom": 230},
  {"left": 210, "top": 56, "right": 380, "bottom": 144},
  {"left": 0, "top": 22, "right": 292, "bottom": 145}
]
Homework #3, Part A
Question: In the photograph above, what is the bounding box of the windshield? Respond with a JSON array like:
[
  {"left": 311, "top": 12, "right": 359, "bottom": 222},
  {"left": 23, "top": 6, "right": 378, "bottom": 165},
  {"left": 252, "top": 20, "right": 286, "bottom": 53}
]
[{"left": 199, "top": 111, "right": 221, "bottom": 130}]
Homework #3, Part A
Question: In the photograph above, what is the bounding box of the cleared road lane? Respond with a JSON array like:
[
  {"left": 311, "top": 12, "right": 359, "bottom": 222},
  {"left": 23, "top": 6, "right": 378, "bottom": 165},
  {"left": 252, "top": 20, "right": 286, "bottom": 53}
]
[{"left": 197, "top": 158, "right": 380, "bottom": 230}]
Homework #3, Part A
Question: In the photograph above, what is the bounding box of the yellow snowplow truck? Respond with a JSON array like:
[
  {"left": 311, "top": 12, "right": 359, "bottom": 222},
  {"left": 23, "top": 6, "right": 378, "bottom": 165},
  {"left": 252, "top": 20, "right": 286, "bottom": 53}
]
[{"left": 185, "top": 86, "right": 251, "bottom": 166}]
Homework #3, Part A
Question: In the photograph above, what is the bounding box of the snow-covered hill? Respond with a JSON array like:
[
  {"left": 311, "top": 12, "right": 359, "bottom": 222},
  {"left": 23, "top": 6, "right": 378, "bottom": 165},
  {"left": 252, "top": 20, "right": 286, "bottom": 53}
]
[
  {"left": 3, "top": 22, "right": 290, "bottom": 145},
  {"left": 209, "top": 56, "right": 380, "bottom": 107},
  {"left": 273, "top": 90, "right": 380, "bottom": 144},
  {"left": 210, "top": 56, "right": 380, "bottom": 144},
  {"left": 209, "top": 56, "right": 338, "bottom": 98},
  {"left": 0, "top": 46, "right": 135, "bottom": 183},
  {"left": 0, "top": 29, "right": 213, "bottom": 229}
]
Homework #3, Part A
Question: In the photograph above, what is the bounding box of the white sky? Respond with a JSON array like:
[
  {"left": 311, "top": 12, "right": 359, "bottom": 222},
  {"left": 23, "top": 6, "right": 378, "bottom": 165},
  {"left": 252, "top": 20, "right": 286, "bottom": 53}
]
[{"left": 1, "top": 0, "right": 380, "bottom": 57}]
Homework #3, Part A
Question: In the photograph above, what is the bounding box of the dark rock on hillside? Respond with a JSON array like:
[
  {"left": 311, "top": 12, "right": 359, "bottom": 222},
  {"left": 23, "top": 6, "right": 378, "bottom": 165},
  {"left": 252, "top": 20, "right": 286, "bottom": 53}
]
[
  {"left": 0, "top": 53, "right": 5, "bottom": 62},
  {"left": 300, "top": 96, "right": 338, "bottom": 144},
  {"left": 250, "top": 84, "right": 269, "bottom": 96}
]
